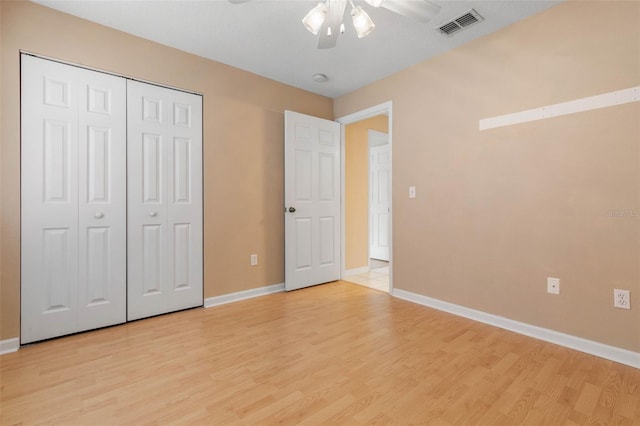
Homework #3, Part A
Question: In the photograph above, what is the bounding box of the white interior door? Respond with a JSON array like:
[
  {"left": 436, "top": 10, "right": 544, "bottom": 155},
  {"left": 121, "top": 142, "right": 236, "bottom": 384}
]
[
  {"left": 369, "top": 140, "right": 390, "bottom": 261},
  {"left": 21, "top": 55, "right": 126, "bottom": 343},
  {"left": 77, "top": 61, "right": 127, "bottom": 331},
  {"left": 284, "top": 111, "right": 341, "bottom": 291},
  {"left": 127, "top": 80, "right": 203, "bottom": 320}
]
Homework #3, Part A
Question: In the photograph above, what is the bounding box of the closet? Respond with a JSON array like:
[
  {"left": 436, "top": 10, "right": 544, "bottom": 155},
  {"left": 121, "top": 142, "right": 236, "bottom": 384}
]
[
  {"left": 20, "top": 55, "right": 203, "bottom": 344},
  {"left": 127, "top": 80, "right": 203, "bottom": 321}
]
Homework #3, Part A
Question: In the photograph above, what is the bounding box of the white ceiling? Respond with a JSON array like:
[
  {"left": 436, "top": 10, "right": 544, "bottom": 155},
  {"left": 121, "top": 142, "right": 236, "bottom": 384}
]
[{"left": 33, "top": 0, "right": 562, "bottom": 98}]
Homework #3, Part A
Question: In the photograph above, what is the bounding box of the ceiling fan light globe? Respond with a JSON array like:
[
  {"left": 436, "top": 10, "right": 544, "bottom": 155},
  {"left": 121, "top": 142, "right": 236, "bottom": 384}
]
[
  {"left": 351, "top": 6, "right": 375, "bottom": 38},
  {"left": 364, "top": 0, "right": 384, "bottom": 7},
  {"left": 302, "top": 2, "right": 327, "bottom": 35}
]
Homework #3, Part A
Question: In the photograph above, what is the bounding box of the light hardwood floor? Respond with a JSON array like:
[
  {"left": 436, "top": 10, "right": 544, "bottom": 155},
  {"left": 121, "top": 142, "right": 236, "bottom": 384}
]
[{"left": 1, "top": 281, "right": 638, "bottom": 425}]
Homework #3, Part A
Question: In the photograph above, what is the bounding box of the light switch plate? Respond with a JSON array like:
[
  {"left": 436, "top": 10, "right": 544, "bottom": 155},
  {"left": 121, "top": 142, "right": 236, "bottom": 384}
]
[{"left": 409, "top": 186, "right": 416, "bottom": 199}]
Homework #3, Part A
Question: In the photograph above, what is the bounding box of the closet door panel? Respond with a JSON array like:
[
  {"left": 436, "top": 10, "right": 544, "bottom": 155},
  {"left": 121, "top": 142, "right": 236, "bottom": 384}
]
[
  {"left": 127, "top": 81, "right": 169, "bottom": 320},
  {"left": 167, "top": 91, "right": 203, "bottom": 311},
  {"left": 127, "top": 80, "right": 203, "bottom": 320},
  {"left": 77, "top": 69, "right": 127, "bottom": 330},
  {"left": 21, "top": 55, "right": 126, "bottom": 343},
  {"left": 21, "top": 56, "right": 80, "bottom": 343}
]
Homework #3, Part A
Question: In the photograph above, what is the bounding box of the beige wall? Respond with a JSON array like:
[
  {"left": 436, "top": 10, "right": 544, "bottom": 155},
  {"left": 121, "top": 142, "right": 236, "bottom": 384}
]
[
  {"left": 345, "top": 115, "right": 388, "bottom": 270},
  {"left": 0, "top": 1, "right": 332, "bottom": 340},
  {"left": 335, "top": 1, "right": 640, "bottom": 351}
]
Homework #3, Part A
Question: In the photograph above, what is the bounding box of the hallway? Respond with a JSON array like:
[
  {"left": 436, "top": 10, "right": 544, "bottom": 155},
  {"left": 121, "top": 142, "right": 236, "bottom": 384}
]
[{"left": 343, "top": 260, "right": 389, "bottom": 292}]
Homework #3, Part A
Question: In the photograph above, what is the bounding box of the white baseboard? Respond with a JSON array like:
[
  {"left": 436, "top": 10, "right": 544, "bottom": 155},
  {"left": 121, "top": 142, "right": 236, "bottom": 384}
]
[
  {"left": 0, "top": 338, "right": 20, "bottom": 355},
  {"left": 393, "top": 288, "right": 640, "bottom": 369},
  {"left": 204, "top": 283, "right": 285, "bottom": 308},
  {"left": 343, "top": 267, "right": 369, "bottom": 277}
]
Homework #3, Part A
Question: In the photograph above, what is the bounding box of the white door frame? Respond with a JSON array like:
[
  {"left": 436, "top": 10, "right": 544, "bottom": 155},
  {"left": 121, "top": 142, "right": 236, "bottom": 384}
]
[{"left": 336, "top": 101, "right": 393, "bottom": 293}]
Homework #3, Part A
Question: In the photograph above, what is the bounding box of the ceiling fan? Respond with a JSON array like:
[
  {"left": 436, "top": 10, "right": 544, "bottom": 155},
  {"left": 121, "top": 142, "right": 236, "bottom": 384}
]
[{"left": 229, "top": 0, "right": 441, "bottom": 49}]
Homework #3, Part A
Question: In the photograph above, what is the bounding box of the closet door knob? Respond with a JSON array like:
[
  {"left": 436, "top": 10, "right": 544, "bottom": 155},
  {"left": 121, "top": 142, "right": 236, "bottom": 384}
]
[
  {"left": 149, "top": 212, "right": 157, "bottom": 217},
  {"left": 94, "top": 212, "right": 104, "bottom": 219}
]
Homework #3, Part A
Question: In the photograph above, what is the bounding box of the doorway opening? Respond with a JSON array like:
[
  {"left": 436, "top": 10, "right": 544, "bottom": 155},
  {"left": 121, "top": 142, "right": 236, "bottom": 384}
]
[{"left": 336, "top": 102, "right": 393, "bottom": 293}]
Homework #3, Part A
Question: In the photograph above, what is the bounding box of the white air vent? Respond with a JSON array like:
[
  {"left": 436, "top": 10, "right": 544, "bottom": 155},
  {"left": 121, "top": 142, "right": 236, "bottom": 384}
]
[{"left": 438, "top": 9, "right": 484, "bottom": 36}]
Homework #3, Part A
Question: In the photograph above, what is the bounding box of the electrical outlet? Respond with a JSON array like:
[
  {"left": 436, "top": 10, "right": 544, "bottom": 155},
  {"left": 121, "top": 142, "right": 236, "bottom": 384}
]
[
  {"left": 250, "top": 254, "right": 258, "bottom": 266},
  {"left": 614, "top": 289, "right": 630, "bottom": 309},
  {"left": 547, "top": 277, "right": 560, "bottom": 295}
]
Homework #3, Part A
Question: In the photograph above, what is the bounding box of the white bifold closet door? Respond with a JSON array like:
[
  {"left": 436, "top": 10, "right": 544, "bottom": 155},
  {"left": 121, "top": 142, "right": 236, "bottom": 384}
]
[
  {"left": 21, "top": 55, "right": 203, "bottom": 343},
  {"left": 21, "top": 55, "right": 127, "bottom": 344},
  {"left": 126, "top": 80, "right": 203, "bottom": 321}
]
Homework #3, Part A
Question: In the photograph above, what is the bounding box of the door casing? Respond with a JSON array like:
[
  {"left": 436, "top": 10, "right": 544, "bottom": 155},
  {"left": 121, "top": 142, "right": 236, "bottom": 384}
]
[{"left": 336, "top": 102, "right": 393, "bottom": 293}]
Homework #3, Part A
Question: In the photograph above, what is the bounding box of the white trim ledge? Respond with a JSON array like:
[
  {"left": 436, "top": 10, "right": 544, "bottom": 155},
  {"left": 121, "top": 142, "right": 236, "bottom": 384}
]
[
  {"left": 204, "top": 283, "right": 285, "bottom": 308},
  {"left": 0, "top": 338, "right": 20, "bottom": 355},
  {"left": 479, "top": 86, "right": 640, "bottom": 131},
  {"left": 392, "top": 288, "right": 640, "bottom": 369}
]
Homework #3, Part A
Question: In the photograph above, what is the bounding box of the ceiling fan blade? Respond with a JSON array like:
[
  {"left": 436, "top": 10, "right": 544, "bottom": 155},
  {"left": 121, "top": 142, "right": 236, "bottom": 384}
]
[
  {"left": 317, "top": 0, "right": 347, "bottom": 49},
  {"left": 380, "top": 0, "right": 441, "bottom": 23}
]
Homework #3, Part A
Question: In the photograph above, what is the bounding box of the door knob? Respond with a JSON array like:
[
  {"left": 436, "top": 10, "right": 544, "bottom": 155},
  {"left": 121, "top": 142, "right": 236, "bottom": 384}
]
[
  {"left": 94, "top": 212, "right": 104, "bottom": 219},
  {"left": 149, "top": 212, "right": 157, "bottom": 217},
  {"left": 288, "top": 207, "right": 296, "bottom": 213}
]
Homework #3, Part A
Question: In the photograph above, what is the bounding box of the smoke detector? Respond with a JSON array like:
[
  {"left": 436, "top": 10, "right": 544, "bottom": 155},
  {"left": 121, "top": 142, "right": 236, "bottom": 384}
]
[{"left": 312, "top": 73, "right": 328, "bottom": 83}]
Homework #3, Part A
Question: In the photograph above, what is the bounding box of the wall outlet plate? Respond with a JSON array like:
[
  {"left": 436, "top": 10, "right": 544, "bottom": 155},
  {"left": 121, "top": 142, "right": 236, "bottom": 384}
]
[
  {"left": 547, "top": 277, "right": 560, "bottom": 295},
  {"left": 250, "top": 254, "right": 258, "bottom": 266},
  {"left": 614, "top": 289, "right": 630, "bottom": 309}
]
